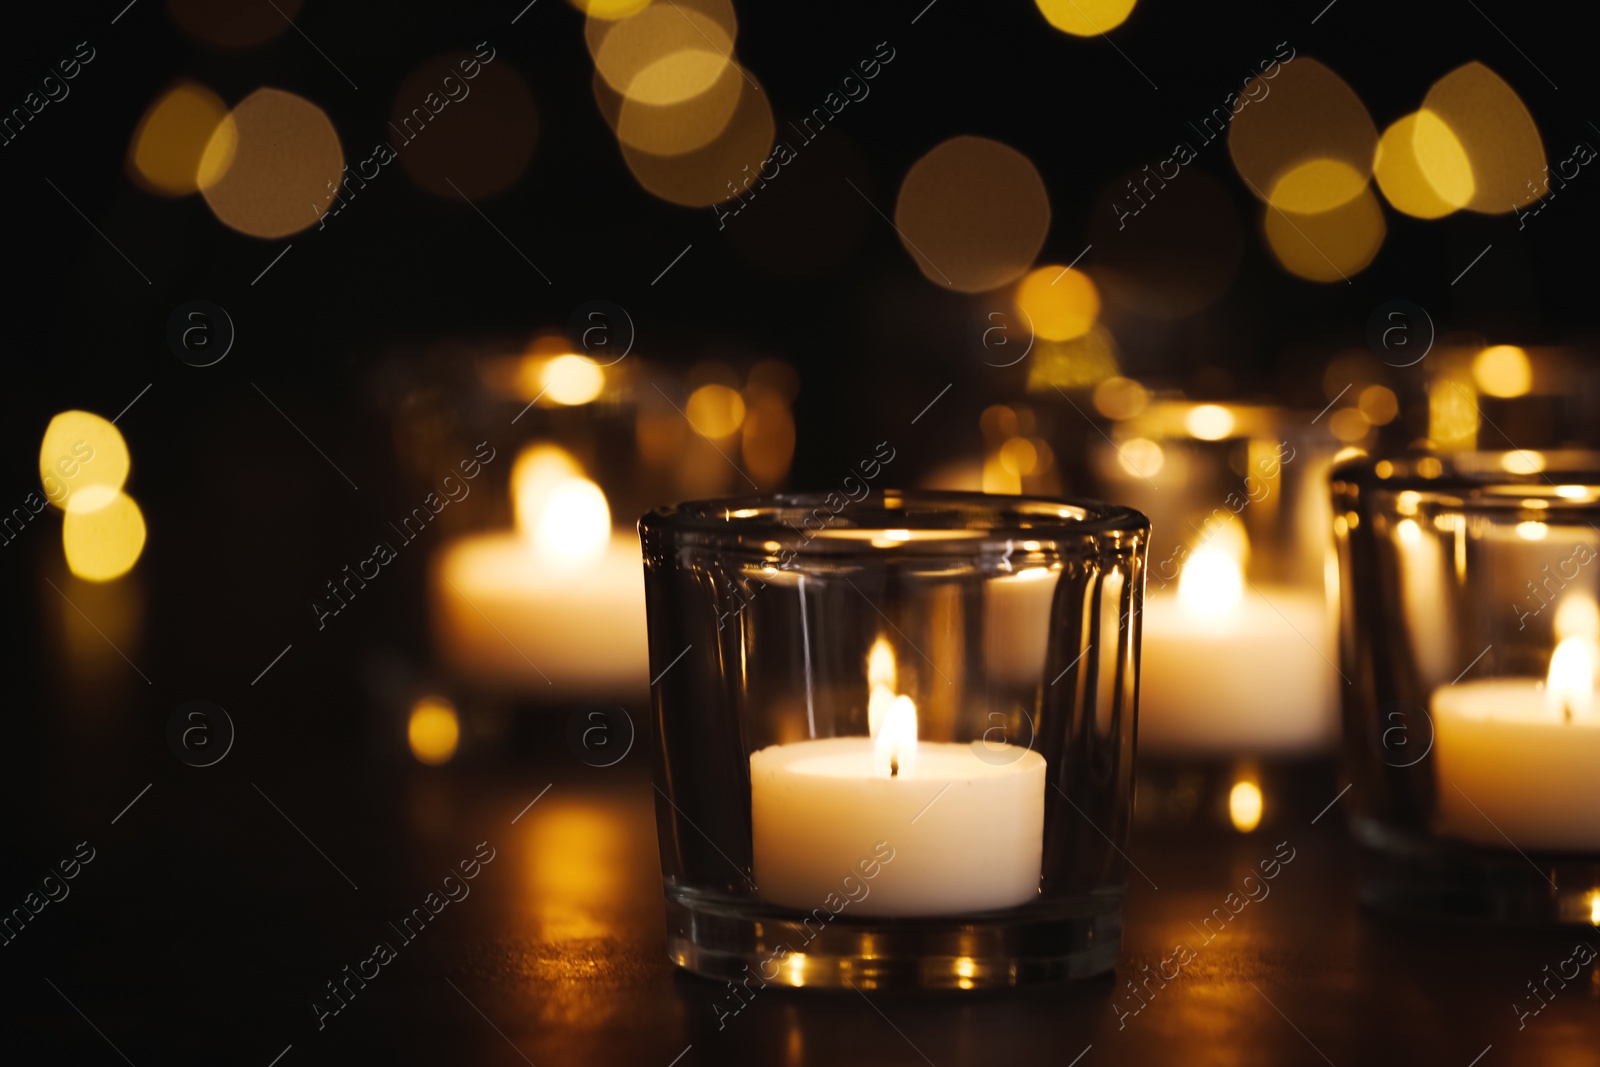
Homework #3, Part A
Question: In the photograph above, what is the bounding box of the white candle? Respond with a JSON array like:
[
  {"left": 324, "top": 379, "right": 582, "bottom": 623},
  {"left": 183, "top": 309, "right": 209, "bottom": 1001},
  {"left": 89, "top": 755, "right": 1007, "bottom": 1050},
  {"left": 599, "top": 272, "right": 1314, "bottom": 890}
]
[
  {"left": 1138, "top": 545, "right": 1336, "bottom": 753},
  {"left": 1432, "top": 636, "right": 1600, "bottom": 851},
  {"left": 983, "top": 566, "right": 1060, "bottom": 686},
  {"left": 431, "top": 530, "right": 647, "bottom": 694},
  {"left": 749, "top": 641, "right": 1046, "bottom": 916},
  {"left": 430, "top": 444, "right": 647, "bottom": 695}
]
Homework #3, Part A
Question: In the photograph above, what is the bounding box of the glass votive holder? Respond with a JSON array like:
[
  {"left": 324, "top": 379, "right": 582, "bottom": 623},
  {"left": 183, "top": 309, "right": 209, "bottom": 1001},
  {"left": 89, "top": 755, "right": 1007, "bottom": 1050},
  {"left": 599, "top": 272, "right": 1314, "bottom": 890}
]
[
  {"left": 1081, "top": 398, "right": 1340, "bottom": 758},
  {"left": 639, "top": 490, "right": 1148, "bottom": 988},
  {"left": 1332, "top": 450, "right": 1600, "bottom": 923}
]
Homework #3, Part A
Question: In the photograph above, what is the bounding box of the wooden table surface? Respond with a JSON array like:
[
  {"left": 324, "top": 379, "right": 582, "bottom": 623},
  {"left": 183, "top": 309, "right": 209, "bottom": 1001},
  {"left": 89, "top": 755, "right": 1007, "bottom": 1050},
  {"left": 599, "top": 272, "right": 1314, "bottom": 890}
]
[{"left": 9, "top": 715, "right": 1598, "bottom": 1067}]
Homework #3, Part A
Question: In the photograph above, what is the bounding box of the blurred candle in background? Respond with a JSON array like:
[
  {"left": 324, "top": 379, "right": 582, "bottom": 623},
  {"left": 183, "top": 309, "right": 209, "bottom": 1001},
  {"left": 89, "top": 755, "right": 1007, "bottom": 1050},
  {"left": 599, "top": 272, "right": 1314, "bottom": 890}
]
[{"left": 430, "top": 443, "right": 648, "bottom": 697}]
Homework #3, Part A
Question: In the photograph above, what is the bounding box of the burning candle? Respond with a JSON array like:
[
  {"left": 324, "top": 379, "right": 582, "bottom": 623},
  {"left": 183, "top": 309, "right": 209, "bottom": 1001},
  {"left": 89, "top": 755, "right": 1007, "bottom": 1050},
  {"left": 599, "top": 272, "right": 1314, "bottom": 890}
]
[
  {"left": 431, "top": 444, "right": 648, "bottom": 696},
  {"left": 1138, "top": 532, "right": 1336, "bottom": 754},
  {"left": 748, "top": 638, "right": 1047, "bottom": 916},
  {"left": 1432, "top": 620, "right": 1600, "bottom": 852}
]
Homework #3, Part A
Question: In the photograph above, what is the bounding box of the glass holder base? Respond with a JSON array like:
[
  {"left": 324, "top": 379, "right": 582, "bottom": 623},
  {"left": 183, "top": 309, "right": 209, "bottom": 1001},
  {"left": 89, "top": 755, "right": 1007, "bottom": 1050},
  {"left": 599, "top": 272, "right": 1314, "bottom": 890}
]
[
  {"left": 665, "top": 887, "right": 1122, "bottom": 990},
  {"left": 1355, "top": 818, "right": 1600, "bottom": 925}
]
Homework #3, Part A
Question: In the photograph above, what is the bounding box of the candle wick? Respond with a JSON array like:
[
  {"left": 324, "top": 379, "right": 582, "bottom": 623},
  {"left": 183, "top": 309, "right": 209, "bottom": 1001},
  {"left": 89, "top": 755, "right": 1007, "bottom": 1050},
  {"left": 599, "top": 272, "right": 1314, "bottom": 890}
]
[
  {"left": 890, "top": 754, "right": 899, "bottom": 778},
  {"left": 1566, "top": 700, "right": 1574, "bottom": 725}
]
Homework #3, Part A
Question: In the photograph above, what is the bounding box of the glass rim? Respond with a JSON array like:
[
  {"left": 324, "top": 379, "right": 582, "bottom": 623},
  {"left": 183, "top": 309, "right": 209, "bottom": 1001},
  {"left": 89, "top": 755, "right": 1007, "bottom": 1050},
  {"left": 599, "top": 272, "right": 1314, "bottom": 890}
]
[
  {"left": 1333, "top": 449, "right": 1600, "bottom": 505},
  {"left": 639, "top": 489, "right": 1148, "bottom": 555}
]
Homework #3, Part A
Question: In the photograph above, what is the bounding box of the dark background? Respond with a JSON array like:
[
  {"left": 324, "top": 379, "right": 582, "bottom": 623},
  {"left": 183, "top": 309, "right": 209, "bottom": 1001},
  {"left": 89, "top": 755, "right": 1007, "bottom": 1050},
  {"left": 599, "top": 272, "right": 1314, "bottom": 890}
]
[{"left": 2, "top": 1, "right": 1597, "bottom": 1063}]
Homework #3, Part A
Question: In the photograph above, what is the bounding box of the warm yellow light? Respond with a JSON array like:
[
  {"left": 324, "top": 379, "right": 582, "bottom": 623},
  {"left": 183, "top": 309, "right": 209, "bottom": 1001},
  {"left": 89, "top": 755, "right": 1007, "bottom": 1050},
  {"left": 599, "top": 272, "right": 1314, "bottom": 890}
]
[
  {"left": 894, "top": 135, "right": 1050, "bottom": 293},
  {"left": 1545, "top": 637, "right": 1595, "bottom": 720},
  {"left": 1473, "top": 345, "right": 1532, "bottom": 399},
  {"left": 128, "top": 82, "right": 231, "bottom": 196},
  {"left": 872, "top": 694, "right": 918, "bottom": 778},
  {"left": 999, "top": 437, "right": 1039, "bottom": 476},
  {"left": 1374, "top": 111, "right": 1472, "bottom": 219},
  {"left": 1093, "top": 376, "right": 1148, "bottom": 420},
  {"left": 512, "top": 444, "right": 584, "bottom": 539},
  {"left": 1554, "top": 595, "right": 1600, "bottom": 642},
  {"left": 62, "top": 491, "right": 146, "bottom": 582},
  {"left": 1396, "top": 490, "right": 1420, "bottom": 514},
  {"left": 1117, "top": 437, "right": 1164, "bottom": 479},
  {"left": 570, "top": 0, "right": 652, "bottom": 18},
  {"left": 407, "top": 697, "right": 460, "bottom": 765},
  {"left": 1358, "top": 385, "right": 1399, "bottom": 426},
  {"left": 1556, "top": 485, "right": 1590, "bottom": 500},
  {"left": 1516, "top": 520, "right": 1548, "bottom": 541},
  {"left": 591, "top": 2, "right": 735, "bottom": 102},
  {"left": 1268, "top": 158, "right": 1368, "bottom": 215},
  {"left": 1428, "top": 381, "right": 1479, "bottom": 448},
  {"left": 1014, "top": 266, "right": 1100, "bottom": 341},
  {"left": 1396, "top": 518, "right": 1422, "bottom": 546},
  {"left": 541, "top": 354, "right": 606, "bottom": 406},
  {"left": 1589, "top": 891, "right": 1600, "bottom": 927},
  {"left": 534, "top": 478, "right": 612, "bottom": 565},
  {"left": 867, "top": 636, "right": 897, "bottom": 690},
  {"left": 1185, "top": 404, "right": 1235, "bottom": 441},
  {"left": 1421, "top": 62, "right": 1546, "bottom": 215},
  {"left": 199, "top": 87, "right": 344, "bottom": 238},
  {"left": 1265, "top": 185, "right": 1386, "bottom": 282},
  {"left": 39, "top": 410, "right": 129, "bottom": 512},
  {"left": 1034, "top": 0, "right": 1138, "bottom": 36},
  {"left": 1328, "top": 407, "right": 1370, "bottom": 443},
  {"left": 1228, "top": 58, "right": 1377, "bottom": 214},
  {"left": 1501, "top": 449, "right": 1544, "bottom": 475},
  {"left": 1178, "top": 545, "right": 1244, "bottom": 616},
  {"left": 879, "top": 529, "right": 913, "bottom": 543},
  {"left": 1228, "top": 779, "right": 1264, "bottom": 833},
  {"left": 685, "top": 384, "right": 746, "bottom": 438}
]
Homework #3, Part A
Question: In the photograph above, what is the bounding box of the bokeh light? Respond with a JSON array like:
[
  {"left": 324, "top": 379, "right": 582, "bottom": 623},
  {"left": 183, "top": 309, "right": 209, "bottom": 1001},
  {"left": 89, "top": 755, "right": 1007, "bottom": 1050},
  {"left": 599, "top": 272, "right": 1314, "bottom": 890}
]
[
  {"left": 1093, "top": 376, "right": 1148, "bottom": 420},
  {"left": 392, "top": 52, "right": 539, "bottom": 200},
  {"left": 1228, "top": 59, "right": 1376, "bottom": 213},
  {"left": 39, "top": 410, "right": 129, "bottom": 513},
  {"left": 569, "top": 0, "right": 653, "bottom": 18},
  {"left": 621, "top": 71, "right": 774, "bottom": 206},
  {"left": 541, "top": 354, "right": 607, "bottom": 406},
  {"left": 1026, "top": 327, "right": 1119, "bottom": 391},
  {"left": 894, "top": 135, "right": 1051, "bottom": 293},
  {"left": 1185, "top": 404, "right": 1235, "bottom": 440},
  {"left": 1472, "top": 344, "right": 1532, "bottom": 398},
  {"left": 512, "top": 444, "right": 584, "bottom": 539},
  {"left": 535, "top": 478, "right": 612, "bottom": 565},
  {"left": 742, "top": 387, "right": 796, "bottom": 486},
  {"left": 1013, "top": 265, "right": 1100, "bottom": 341},
  {"left": 199, "top": 88, "right": 344, "bottom": 239},
  {"left": 616, "top": 58, "right": 744, "bottom": 156},
  {"left": 590, "top": 0, "right": 736, "bottom": 102},
  {"left": 1421, "top": 61, "right": 1545, "bottom": 214},
  {"left": 1034, "top": 0, "right": 1138, "bottom": 35},
  {"left": 1358, "top": 384, "right": 1399, "bottom": 425},
  {"left": 1229, "top": 779, "right": 1264, "bottom": 833},
  {"left": 686, "top": 384, "right": 746, "bottom": 438},
  {"left": 167, "top": 0, "right": 300, "bottom": 50},
  {"left": 62, "top": 491, "right": 146, "bottom": 582},
  {"left": 1373, "top": 111, "right": 1471, "bottom": 219},
  {"left": 407, "top": 697, "right": 461, "bottom": 765},
  {"left": 128, "top": 82, "right": 230, "bottom": 196},
  {"left": 1264, "top": 185, "right": 1385, "bottom": 282}
]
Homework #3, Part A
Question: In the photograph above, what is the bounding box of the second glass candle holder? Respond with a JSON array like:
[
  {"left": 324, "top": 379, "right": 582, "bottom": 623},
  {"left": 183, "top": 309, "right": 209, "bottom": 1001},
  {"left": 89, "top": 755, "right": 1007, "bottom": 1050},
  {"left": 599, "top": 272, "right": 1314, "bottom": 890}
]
[{"left": 640, "top": 490, "right": 1148, "bottom": 989}]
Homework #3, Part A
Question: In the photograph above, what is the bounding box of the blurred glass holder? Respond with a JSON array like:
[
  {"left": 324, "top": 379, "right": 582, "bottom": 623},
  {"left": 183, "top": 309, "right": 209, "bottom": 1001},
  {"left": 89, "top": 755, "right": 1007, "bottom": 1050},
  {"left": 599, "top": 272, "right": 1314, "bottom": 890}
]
[
  {"left": 639, "top": 491, "right": 1148, "bottom": 988},
  {"left": 1082, "top": 399, "right": 1340, "bottom": 759},
  {"left": 1333, "top": 451, "right": 1600, "bottom": 924}
]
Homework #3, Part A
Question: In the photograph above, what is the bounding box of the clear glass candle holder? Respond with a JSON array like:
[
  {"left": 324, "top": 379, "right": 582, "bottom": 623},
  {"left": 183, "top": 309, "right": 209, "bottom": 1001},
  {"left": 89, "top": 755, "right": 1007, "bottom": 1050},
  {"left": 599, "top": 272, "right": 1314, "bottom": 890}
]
[
  {"left": 1332, "top": 451, "right": 1600, "bottom": 923},
  {"left": 639, "top": 491, "right": 1148, "bottom": 988}
]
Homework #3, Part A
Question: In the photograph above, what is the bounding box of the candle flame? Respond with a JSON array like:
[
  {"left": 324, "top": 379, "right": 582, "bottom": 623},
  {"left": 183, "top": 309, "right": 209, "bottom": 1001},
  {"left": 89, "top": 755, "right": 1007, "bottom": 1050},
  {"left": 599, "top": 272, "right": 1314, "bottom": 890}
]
[
  {"left": 1545, "top": 636, "right": 1596, "bottom": 722},
  {"left": 867, "top": 636, "right": 896, "bottom": 690},
  {"left": 1228, "top": 779, "right": 1263, "bottom": 833},
  {"left": 1178, "top": 545, "right": 1244, "bottom": 616},
  {"left": 873, "top": 694, "right": 918, "bottom": 778},
  {"left": 512, "top": 444, "right": 610, "bottom": 566},
  {"left": 1589, "top": 890, "right": 1600, "bottom": 927},
  {"left": 1554, "top": 594, "right": 1600, "bottom": 643}
]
